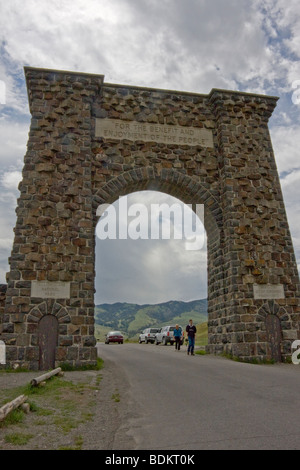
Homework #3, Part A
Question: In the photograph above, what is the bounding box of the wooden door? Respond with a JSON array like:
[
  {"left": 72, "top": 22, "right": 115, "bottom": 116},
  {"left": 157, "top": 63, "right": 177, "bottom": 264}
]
[
  {"left": 266, "top": 315, "right": 282, "bottom": 362},
  {"left": 38, "top": 315, "right": 58, "bottom": 370}
]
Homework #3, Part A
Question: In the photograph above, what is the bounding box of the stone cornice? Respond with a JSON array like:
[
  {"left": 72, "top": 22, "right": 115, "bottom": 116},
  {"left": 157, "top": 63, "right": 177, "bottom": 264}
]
[{"left": 23, "top": 66, "right": 279, "bottom": 102}]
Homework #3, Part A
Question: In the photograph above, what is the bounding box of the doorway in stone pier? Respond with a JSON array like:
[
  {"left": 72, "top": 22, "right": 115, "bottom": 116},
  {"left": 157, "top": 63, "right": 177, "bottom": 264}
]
[
  {"left": 266, "top": 314, "right": 282, "bottom": 362},
  {"left": 38, "top": 315, "right": 59, "bottom": 370}
]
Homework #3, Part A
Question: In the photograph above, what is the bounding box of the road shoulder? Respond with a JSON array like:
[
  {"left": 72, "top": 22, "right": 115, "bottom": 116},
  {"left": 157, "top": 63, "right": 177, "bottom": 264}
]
[{"left": 0, "top": 358, "right": 135, "bottom": 450}]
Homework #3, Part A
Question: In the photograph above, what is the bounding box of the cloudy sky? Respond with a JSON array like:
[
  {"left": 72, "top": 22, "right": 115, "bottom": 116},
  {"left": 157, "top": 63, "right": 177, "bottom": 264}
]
[{"left": 0, "top": 0, "right": 300, "bottom": 304}]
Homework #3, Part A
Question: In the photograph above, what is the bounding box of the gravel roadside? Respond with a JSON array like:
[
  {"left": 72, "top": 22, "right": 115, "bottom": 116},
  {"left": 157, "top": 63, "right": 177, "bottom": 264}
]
[{"left": 0, "top": 356, "right": 136, "bottom": 450}]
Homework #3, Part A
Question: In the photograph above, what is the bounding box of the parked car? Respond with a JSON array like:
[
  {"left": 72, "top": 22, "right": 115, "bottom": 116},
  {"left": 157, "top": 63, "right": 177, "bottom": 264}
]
[
  {"left": 155, "top": 325, "right": 184, "bottom": 345},
  {"left": 139, "top": 328, "right": 161, "bottom": 344},
  {"left": 105, "top": 331, "right": 124, "bottom": 344}
]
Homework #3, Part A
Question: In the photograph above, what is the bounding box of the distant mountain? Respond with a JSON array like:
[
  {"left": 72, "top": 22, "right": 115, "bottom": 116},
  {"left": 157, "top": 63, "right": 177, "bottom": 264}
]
[{"left": 95, "top": 299, "right": 207, "bottom": 338}]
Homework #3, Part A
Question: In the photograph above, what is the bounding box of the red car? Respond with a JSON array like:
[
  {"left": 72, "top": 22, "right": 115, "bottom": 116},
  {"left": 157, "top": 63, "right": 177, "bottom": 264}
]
[{"left": 105, "top": 331, "right": 124, "bottom": 344}]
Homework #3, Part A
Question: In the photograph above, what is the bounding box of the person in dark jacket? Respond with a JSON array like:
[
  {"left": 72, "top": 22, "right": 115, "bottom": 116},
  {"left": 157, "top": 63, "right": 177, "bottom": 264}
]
[
  {"left": 186, "top": 319, "right": 197, "bottom": 355},
  {"left": 173, "top": 324, "right": 182, "bottom": 351}
]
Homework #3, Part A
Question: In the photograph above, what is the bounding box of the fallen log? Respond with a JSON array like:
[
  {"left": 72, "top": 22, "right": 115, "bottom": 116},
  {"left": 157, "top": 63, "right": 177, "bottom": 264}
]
[
  {"left": 0, "top": 395, "right": 28, "bottom": 422},
  {"left": 30, "top": 367, "right": 63, "bottom": 387}
]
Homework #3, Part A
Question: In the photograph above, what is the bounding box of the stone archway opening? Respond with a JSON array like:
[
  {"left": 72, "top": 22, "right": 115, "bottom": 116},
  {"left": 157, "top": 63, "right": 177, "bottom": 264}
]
[
  {"left": 93, "top": 174, "right": 223, "bottom": 351},
  {"left": 94, "top": 189, "right": 209, "bottom": 341}
]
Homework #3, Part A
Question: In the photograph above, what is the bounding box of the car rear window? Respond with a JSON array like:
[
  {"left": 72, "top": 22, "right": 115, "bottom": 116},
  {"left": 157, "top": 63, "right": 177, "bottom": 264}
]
[{"left": 150, "top": 329, "right": 160, "bottom": 333}]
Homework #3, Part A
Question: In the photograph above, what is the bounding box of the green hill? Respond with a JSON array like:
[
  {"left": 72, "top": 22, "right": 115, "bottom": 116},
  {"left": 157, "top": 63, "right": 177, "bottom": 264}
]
[{"left": 94, "top": 299, "right": 207, "bottom": 340}]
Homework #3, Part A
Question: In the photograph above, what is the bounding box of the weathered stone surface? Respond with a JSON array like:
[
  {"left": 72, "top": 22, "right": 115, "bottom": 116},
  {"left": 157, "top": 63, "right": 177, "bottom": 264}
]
[{"left": 0, "top": 67, "right": 299, "bottom": 369}]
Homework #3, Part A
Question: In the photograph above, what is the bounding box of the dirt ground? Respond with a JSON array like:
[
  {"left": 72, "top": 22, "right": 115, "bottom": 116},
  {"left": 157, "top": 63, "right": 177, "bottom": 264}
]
[{"left": 0, "top": 357, "right": 136, "bottom": 450}]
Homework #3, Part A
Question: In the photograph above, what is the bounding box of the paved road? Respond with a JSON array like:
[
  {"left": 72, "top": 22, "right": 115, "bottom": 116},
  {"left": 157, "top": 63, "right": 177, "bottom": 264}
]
[{"left": 97, "top": 342, "right": 300, "bottom": 450}]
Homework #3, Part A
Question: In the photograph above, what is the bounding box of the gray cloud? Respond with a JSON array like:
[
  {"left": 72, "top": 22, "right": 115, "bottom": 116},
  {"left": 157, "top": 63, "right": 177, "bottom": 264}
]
[{"left": 95, "top": 230, "right": 207, "bottom": 304}]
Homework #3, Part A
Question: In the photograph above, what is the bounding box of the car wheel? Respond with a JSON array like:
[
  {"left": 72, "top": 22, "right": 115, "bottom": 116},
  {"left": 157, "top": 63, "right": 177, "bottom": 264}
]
[
  {"left": 139, "top": 339, "right": 142, "bottom": 343},
  {"left": 155, "top": 338, "right": 159, "bottom": 345}
]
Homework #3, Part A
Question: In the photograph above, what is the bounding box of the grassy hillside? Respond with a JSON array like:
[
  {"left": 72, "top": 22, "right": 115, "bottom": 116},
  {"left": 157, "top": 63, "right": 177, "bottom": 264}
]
[
  {"left": 195, "top": 322, "right": 208, "bottom": 346},
  {"left": 94, "top": 299, "right": 208, "bottom": 341}
]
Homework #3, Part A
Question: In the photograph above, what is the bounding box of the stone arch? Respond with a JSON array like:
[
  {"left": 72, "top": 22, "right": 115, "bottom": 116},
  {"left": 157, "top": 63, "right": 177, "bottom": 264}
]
[
  {"left": 27, "top": 300, "right": 71, "bottom": 324},
  {"left": 26, "top": 301, "right": 71, "bottom": 368},
  {"left": 93, "top": 167, "right": 223, "bottom": 233},
  {"left": 257, "top": 301, "right": 288, "bottom": 323},
  {"left": 93, "top": 167, "right": 226, "bottom": 351},
  {"left": 1, "top": 67, "right": 299, "bottom": 369}
]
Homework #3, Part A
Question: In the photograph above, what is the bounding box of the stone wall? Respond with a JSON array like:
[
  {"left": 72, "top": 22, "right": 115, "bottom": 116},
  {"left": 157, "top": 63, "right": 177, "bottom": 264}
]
[
  {"left": 0, "top": 67, "right": 299, "bottom": 369},
  {"left": 208, "top": 91, "right": 300, "bottom": 359},
  {"left": 1, "top": 69, "right": 102, "bottom": 369}
]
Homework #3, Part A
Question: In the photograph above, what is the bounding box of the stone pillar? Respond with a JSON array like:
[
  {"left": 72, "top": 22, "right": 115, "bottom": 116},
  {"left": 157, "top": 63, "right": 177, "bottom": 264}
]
[
  {"left": 2, "top": 68, "right": 103, "bottom": 369},
  {"left": 207, "top": 90, "right": 300, "bottom": 361}
]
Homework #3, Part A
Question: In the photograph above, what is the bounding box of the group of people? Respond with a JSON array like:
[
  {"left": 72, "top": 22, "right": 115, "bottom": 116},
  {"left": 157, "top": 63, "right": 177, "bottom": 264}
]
[{"left": 173, "top": 319, "right": 197, "bottom": 355}]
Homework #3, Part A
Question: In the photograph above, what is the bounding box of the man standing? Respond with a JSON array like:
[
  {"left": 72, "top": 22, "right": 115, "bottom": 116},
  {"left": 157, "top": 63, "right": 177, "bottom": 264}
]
[{"left": 186, "top": 319, "right": 197, "bottom": 356}]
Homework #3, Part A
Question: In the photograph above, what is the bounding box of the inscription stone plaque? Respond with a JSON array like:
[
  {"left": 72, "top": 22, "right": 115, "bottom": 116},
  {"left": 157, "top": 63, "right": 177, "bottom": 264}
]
[
  {"left": 253, "top": 283, "right": 285, "bottom": 300},
  {"left": 31, "top": 281, "right": 70, "bottom": 299},
  {"left": 95, "top": 118, "right": 214, "bottom": 148}
]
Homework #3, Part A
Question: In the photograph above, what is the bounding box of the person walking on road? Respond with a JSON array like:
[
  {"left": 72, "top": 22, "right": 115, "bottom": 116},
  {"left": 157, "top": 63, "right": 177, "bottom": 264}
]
[
  {"left": 186, "top": 319, "right": 197, "bottom": 356},
  {"left": 173, "top": 324, "right": 182, "bottom": 351}
]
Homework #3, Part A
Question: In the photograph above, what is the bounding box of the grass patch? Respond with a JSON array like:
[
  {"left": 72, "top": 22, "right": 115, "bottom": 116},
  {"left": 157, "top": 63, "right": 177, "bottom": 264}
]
[
  {"left": 195, "top": 350, "right": 207, "bottom": 356},
  {"left": 74, "top": 435, "right": 84, "bottom": 449},
  {"left": 27, "top": 401, "right": 39, "bottom": 413},
  {"left": 36, "top": 408, "right": 54, "bottom": 416},
  {"left": 283, "top": 356, "right": 292, "bottom": 364},
  {"left": 34, "top": 419, "right": 47, "bottom": 426},
  {"left": 4, "top": 432, "right": 33, "bottom": 445},
  {"left": 221, "top": 352, "right": 276, "bottom": 365},
  {"left": 111, "top": 391, "right": 120, "bottom": 403},
  {"left": 58, "top": 435, "right": 84, "bottom": 450},
  {"left": 96, "top": 374, "right": 102, "bottom": 386},
  {"left": 19, "top": 376, "right": 76, "bottom": 397},
  {"left": 0, "top": 366, "right": 30, "bottom": 374},
  {"left": 80, "top": 411, "right": 94, "bottom": 422},
  {"left": 53, "top": 416, "right": 78, "bottom": 434},
  {"left": 0, "top": 408, "right": 25, "bottom": 427}
]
